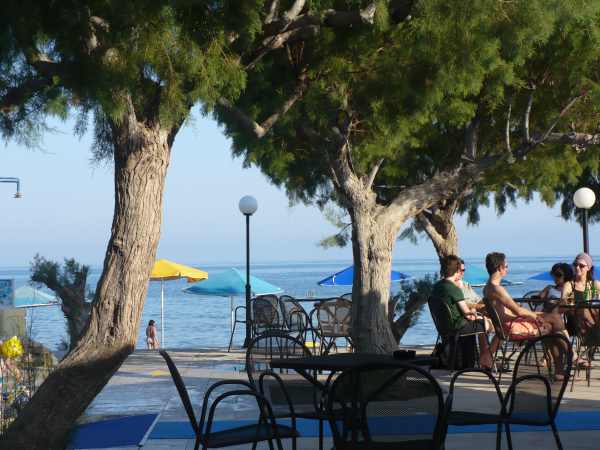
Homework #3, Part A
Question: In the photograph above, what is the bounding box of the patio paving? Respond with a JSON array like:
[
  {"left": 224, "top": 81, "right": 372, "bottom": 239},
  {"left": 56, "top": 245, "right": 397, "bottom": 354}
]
[{"left": 70, "top": 346, "right": 600, "bottom": 450}]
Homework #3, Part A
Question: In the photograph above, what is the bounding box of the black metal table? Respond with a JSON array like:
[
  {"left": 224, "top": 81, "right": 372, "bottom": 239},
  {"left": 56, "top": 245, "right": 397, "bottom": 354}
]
[{"left": 270, "top": 353, "right": 438, "bottom": 390}]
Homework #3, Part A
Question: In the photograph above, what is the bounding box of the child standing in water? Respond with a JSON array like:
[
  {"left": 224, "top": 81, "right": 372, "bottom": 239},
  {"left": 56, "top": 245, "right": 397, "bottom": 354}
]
[{"left": 146, "top": 320, "right": 160, "bottom": 349}]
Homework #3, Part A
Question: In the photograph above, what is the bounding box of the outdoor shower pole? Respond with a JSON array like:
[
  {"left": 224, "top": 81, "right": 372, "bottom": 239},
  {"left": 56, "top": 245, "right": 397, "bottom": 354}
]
[
  {"left": 0, "top": 177, "right": 23, "bottom": 198},
  {"left": 239, "top": 195, "right": 258, "bottom": 348}
]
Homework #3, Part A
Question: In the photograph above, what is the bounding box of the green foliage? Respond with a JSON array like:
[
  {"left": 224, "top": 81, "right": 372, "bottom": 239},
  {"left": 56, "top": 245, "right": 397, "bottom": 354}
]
[
  {"left": 1, "top": 1, "right": 255, "bottom": 152},
  {"left": 216, "top": 0, "right": 600, "bottom": 229},
  {"left": 390, "top": 275, "right": 437, "bottom": 343}
]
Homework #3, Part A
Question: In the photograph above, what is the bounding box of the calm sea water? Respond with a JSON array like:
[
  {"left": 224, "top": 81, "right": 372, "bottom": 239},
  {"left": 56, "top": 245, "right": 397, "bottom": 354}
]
[{"left": 0, "top": 256, "right": 579, "bottom": 351}]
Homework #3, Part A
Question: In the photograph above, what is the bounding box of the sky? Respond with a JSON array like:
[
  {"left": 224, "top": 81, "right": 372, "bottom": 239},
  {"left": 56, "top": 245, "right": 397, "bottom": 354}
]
[{"left": 1, "top": 109, "right": 598, "bottom": 268}]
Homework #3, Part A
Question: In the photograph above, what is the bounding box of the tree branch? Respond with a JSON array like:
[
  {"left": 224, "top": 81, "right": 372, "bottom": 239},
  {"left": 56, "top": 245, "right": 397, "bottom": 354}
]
[
  {"left": 265, "top": 0, "right": 280, "bottom": 23},
  {"left": 247, "top": 2, "right": 382, "bottom": 68},
  {"left": 505, "top": 100, "right": 512, "bottom": 154},
  {"left": 217, "top": 73, "right": 308, "bottom": 138},
  {"left": 0, "top": 78, "right": 51, "bottom": 113},
  {"left": 524, "top": 87, "right": 534, "bottom": 143},
  {"left": 364, "top": 158, "right": 384, "bottom": 190},
  {"left": 284, "top": 0, "right": 306, "bottom": 21}
]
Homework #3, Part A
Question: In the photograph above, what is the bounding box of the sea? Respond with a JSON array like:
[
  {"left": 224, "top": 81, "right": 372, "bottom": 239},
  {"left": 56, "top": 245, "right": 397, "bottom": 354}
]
[{"left": 0, "top": 256, "right": 577, "bottom": 351}]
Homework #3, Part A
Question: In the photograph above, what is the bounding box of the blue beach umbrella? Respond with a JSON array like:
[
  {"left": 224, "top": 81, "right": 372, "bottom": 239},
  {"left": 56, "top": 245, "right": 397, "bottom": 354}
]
[
  {"left": 14, "top": 286, "right": 59, "bottom": 308},
  {"left": 317, "top": 265, "right": 411, "bottom": 287},
  {"left": 529, "top": 266, "right": 600, "bottom": 281},
  {"left": 463, "top": 266, "right": 522, "bottom": 287},
  {"left": 182, "top": 268, "right": 283, "bottom": 331}
]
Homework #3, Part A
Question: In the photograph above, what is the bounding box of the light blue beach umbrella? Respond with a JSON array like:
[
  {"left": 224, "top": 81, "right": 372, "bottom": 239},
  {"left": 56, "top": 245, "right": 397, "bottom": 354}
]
[
  {"left": 14, "top": 286, "right": 59, "bottom": 308},
  {"left": 317, "top": 265, "right": 411, "bottom": 287},
  {"left": 529, "top": 266, "right": 600, "bottom": 281},
  {"left": 463, "top": 266, "right": 522, "bottom": 287},
  {"left": 182, "top": 268, "right": 283, "bottom": 331}
]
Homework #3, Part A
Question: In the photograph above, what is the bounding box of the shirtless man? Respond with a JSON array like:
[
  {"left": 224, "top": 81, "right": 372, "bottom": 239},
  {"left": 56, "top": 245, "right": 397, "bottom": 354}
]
[{"left": 483, "top": 252, "right": 565, "bottom": 341}]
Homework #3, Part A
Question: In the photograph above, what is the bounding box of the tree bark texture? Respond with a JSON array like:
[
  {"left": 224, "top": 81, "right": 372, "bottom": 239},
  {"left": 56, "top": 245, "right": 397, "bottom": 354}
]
[
  {"left": 2, "top": 114, "right": 173, "bottom": 450},
  {"left": 416, "top": 198, "right": 460, "bottom": 267},
  {"left": 347, "top": 196, "right": 399, "bottom": 353}
]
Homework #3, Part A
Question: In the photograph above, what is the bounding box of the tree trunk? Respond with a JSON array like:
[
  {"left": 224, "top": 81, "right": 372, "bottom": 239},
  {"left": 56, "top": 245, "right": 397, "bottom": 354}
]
[
  {"left": 416, "top": 198, "right": 460, "bottom": 267},
  {"left": 349, "top": 203, "right": 398, "bottom": 353},
  {"left": 3, "top": 113, "right": 174, "bottom": 450}
]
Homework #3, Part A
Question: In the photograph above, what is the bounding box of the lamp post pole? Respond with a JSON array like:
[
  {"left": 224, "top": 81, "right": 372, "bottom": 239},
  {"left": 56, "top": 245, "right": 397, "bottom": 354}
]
[
  {"left": 0, "top": 177, "right": 23, "bottom": 198},
  {"left": 244, "top": 212, "right": 251, "bottom": 346},
  {"left": 239, "top": 195, "right": 258, "bottom": 348},
  {"left": 573, "top": 187, "right": 596, "bottom": 254}
]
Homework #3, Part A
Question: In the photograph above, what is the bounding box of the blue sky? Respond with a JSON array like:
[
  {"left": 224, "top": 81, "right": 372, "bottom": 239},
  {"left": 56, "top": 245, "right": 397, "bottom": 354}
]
[{"left": 1, "top": 109, "right": 597, "bottom": 267}]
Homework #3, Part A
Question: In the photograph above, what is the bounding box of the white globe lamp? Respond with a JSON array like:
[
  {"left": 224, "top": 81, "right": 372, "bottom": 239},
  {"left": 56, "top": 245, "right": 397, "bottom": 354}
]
[{"left": 573, "top": 187, "right": 596, "bottom": 254}]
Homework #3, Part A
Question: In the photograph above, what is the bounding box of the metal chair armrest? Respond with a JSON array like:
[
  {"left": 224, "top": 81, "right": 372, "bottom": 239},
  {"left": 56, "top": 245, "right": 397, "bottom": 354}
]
[
  {"left": 502, "top": 374, "right": 553, "bottom": 420},
  {"left": 448, "top": 368, "right": 504, "bottom": 412},
  {"left": 200, "top": 379, "right": 255, "bottom": 432},
  {"left": 258, "top": 370, "right": 296, "bottom": 416}
]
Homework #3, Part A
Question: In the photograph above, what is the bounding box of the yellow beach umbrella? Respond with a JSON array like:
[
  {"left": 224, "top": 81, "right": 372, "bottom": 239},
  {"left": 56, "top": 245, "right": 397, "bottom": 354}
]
[{"left": 150, "top": 259, "right": 208, "bottom": 347}]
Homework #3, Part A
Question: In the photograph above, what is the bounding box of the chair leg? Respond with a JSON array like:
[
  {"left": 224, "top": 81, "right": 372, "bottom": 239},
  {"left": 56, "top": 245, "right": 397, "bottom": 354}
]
[
  {"left": 505, "top": 423, "right": 513, "bottom": 450},
  {"left": 495, "top": 423, "right": 502, "bottom": 450},
  {"left": 498, "top": 341, "right": 508, "bottom": 384},
  {"left": 194, "top": 435, "right": 201, "bottom": 450},
  {"left": 551, "top": 421, "right": 564, "bottom": 450},
  {"left": 228, "top": 321, "right": 237, "bottom": 352},
  {"left": 319, "top": 418, "right": 324, "bottom": 450},
  {"left": 450, "top": 335, "right": 460, "bottom": 371}
]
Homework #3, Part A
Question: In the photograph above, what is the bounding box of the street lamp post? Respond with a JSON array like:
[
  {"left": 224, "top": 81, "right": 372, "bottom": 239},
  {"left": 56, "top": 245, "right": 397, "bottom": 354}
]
[
  {"left": 239, "top": 195, "right": 258, "bottom": 347},
  {"left": 573, "top": 187, "right": 596, "bottom": 254},
  {"left": 0, "top": 177, "right": 22, "bottom": 198}
]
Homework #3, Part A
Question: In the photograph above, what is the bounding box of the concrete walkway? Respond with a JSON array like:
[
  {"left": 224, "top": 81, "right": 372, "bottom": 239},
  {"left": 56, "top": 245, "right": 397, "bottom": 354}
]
[{"left": 71, "top": 348, "right": 600, "bottom": 450}]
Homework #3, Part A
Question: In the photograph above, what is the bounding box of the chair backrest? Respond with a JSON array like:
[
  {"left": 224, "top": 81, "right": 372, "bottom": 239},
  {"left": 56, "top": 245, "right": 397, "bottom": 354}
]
[
  {"left": 327, "top": 363, "right": 446, "bottom": 450},
  {"left": 523, "top": 290, "right": 542, "bottom": 299},
  {"left": 427, "top": 297, "right": 454, "bottom": 336},
  {"left": 279, "top": 295, "right": 309, "bottom": 332},
  {"left": 482, "top": 297, "right": 507, "bottom": 341},
  {"left": 159, "top": 350, "right": 200, "bottom": 436},
  {"left": 251, "top": 295, "right": 285, "bottom": 333},
  {"left": 509, "top": 333, "right": 573, "bottom": 420},
  {"left": 245, "top": 330, "right": 312, "bottom": 385},
  {"left": 341, "top": 292, "right": 353, "bottom": 301},
  {"left": 316, "top": 298, "right": 352, "bottom": 337}
]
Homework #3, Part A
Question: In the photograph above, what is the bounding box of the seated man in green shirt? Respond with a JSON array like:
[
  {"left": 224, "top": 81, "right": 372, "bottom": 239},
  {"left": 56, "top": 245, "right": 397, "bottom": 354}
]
[{"left": 432, "top": 255, "right": 493, "bottom": 369}]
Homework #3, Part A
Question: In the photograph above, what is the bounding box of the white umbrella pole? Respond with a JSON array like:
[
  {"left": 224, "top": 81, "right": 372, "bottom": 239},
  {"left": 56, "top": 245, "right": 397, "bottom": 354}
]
[
  {"left": 161, "top": 280, "right": 165, "bottom": 348},
  {"left": 230, "top": 296, "right": 234, "bottom": 334}
]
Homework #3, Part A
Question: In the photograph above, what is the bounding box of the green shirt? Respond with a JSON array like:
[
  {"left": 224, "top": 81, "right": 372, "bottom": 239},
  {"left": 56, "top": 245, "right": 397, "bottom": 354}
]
[{"left": 432, "top": 279, "right": 466, "bottom": 330}]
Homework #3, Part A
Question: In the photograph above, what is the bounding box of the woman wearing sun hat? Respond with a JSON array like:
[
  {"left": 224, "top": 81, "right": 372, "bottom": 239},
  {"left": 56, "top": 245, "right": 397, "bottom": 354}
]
[{"left": 571, "top": 253, "right": 600, "bottom": 366}]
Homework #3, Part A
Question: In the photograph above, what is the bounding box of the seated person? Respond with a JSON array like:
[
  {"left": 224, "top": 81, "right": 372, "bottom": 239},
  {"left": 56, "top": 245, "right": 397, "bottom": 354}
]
[
  {"left": 571, "top": 252, "right": 600, "bottom": 336},
  {"left": 483, "top": 252, "right": 565, "bottom": 340},
  {"left": 456, "top": 258, "right": 485, "bottom": 311},
  {"left": 540, "top": 263, "right": 574, "bottom": 303},
  {"left": 432, "top": 255, "right": 493, "bottom": 369}
]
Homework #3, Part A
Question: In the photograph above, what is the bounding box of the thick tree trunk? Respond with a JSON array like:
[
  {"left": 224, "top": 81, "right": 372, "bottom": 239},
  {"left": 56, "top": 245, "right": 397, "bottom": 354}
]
[
  {"left": 416, "top": 198, "right": 460, "bottom": 267},
  {"left": 349, "top": 204, "right": 398, "bottom": 353},
  {"left": 3, "top": 115, "right": 173, "bottom": 450}
]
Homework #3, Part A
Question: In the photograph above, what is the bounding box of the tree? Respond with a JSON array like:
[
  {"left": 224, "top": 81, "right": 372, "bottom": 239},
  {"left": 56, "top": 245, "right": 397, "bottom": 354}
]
[
  {"left": 30, "top": 255, "right": 92, "bottom": 352},
  {"left": 1, "top": 2, "right": 394, "bottom": 447},
  {"left": 215, "top": 0, "right": 600, "bottom": 353}
]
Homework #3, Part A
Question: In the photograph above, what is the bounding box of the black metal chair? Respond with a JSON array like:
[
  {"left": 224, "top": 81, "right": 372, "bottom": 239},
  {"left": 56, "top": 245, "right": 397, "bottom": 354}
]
[
  {"left": 483, "top": 296, "right": 541, "bottom": 382},
  {"left": 447, "top": 334, "right": 572, "bottom": 450},
  {"left": 159, "top": 350, "right": 297, "bottom": 450},
  {"left": 279, "top": 295, "right": 317, "bottom": 347},
  {"left": 227, "top": 305, "right": 246, "bottom": 352},
  {"left": 570, "top": 301, "right": 600, "bottom": 390},
  {"left": 326, "top": 362, "right": 447, "bottom": 450},
  {"left": 310, "top": 297, "right": 353, "bottom": 355},
  {"left": 427, "top": 296, "right": 486, "bottom": 370},
  {"left": 252, "top": 294, "right": 286, "bottom": 337},
  {"left": 246, "top": 330, "right": 331, "bottom": 450}
]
